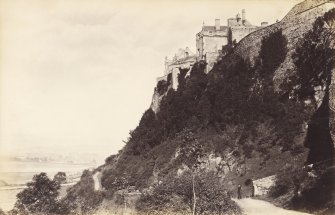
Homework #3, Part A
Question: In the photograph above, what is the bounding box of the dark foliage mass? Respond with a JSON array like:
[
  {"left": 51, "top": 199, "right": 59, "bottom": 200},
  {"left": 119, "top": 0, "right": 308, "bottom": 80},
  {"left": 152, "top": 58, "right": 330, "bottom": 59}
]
[
  {"left": 12, "top": 173, "right": 65, "bottom": 215},
  {"left": 285, "top": 9, "right": 335, "bottom": 164},
  {"left": 62, "top": 170, "right": 104, "bottom": 215},
  {"left": 269, "top": 10, "right": 335, "bottom": 214},
  {"left": 136, "top": 171, "right": 240, "bottom": 215}
]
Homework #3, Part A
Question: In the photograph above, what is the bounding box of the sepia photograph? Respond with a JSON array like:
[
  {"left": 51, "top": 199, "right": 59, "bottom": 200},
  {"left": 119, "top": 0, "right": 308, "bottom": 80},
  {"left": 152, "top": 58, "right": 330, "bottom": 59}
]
[{"left": 0, "top": 0, "right": 334, "bottom": 214}]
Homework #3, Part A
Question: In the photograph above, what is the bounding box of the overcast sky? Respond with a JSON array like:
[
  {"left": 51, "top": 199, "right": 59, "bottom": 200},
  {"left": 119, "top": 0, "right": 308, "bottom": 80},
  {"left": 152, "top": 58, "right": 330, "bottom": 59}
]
[{"left": 0, "top": 0, "right": 301, "bottom": 164}]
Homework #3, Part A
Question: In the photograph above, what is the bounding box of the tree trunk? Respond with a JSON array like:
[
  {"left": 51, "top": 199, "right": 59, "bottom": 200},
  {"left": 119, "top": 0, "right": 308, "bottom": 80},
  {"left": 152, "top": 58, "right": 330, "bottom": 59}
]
[{"left": 192, "top": 173, "right": 196, "bottom": 215}]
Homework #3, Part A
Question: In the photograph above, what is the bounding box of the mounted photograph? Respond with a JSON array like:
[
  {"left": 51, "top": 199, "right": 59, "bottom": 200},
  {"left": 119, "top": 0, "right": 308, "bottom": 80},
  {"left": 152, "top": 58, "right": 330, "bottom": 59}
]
[{"left": 0, "top": 0, "right": 334, "bottom": 214}]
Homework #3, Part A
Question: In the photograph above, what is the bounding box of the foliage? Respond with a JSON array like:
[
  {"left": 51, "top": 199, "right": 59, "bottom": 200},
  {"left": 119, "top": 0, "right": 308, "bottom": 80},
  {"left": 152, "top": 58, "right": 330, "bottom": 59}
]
[
  {"left": 156, "top": 73, "right": 172, "bottom": 95},
  {"left": 100, "top": 28, "right": 297, "bottom": 192},
  {"left": 283, "top": 9, "right": 335, "bottom": 164},
  {"left": 290, "top": 166, "right": 335, "bottom": 213},
  {"left": 13, "top": 173, "right": 63, "bottom": 215},
  {"left": 258, "top": 29, "right": 288, "bottom": 79},
  {"left": 136, "top": 171, "right": 240, "bottom": 215},
  {"left": 269, "top": 163, "right": 335, "bottom": 214},
  {"left": 269, "top": 165, "right": 307, "bottom": 198},
  {"left": 53, "top": 172, "right": 66, "bottom": 185},
  {"left": 290, "top": 9, "right": 335, "bottom": 101},
  {"left": 62, "top": 170, "right": 104, "bottom": 214},
  {"left": 178, "top": 129, "right": 206, "bottom": 170}
]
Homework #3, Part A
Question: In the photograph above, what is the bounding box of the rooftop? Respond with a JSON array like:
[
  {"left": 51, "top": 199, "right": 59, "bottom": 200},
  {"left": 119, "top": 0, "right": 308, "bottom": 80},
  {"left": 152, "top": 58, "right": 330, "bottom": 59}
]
[{"left": 202, "top": 26, "right": 229, "bottom": 32}]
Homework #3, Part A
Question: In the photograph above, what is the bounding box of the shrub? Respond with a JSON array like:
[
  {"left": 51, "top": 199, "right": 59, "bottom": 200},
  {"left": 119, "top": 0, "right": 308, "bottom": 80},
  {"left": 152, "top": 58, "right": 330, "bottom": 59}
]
[
  {"left": 269, "top": 165, "right": 307, "bottom": 198},
  {"left": 62, "top": 170, "right": 105, "bottom": 214},
  {"left": 136, "top": 171, "right": 240, "bottom": 215}
]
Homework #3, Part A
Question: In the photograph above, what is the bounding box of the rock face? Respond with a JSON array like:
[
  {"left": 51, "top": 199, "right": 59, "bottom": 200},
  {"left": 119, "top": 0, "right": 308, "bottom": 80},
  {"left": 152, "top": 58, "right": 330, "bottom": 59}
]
[
  {"left": 331, "top": 68, "right": 335, "bottom": 143},
  {"left": 150, "top": 88, "right": 165, "bottom": 114},
  {"left": 234, "top": 0, "right": 335, "bottom": 89}
]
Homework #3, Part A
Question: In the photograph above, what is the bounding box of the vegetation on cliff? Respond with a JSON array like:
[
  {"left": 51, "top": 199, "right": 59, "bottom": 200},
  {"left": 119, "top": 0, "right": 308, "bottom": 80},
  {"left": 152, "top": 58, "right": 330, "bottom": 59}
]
[
  {"left": 97, "top": 27, "right": 312, "bottom": 214},
  {"left": 269, "top": 9, "right": 335, "bottom": 215}
]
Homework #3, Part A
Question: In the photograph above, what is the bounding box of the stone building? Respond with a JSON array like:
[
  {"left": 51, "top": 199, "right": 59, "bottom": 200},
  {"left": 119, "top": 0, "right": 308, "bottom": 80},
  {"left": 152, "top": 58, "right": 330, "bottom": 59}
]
[
  {"left": 157, "top": 47, "right": 197, "bottom": 90},
  {"left": 156, "top": 10, "right": 268, "bottom": 90},
  {"left": 196, "top": 9, "right": 268, "bottom": 71}
]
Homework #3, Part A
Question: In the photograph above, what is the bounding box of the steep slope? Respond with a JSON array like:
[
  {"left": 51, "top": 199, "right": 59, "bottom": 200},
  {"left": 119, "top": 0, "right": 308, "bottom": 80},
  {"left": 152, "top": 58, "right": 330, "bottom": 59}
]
[{"left": 62, "top": 1, "right": 335, "bottom": 214}]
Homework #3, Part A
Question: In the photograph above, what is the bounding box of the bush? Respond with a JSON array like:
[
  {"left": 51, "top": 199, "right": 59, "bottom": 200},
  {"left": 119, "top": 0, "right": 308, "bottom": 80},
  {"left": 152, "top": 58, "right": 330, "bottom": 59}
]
[
  {"left": 136, "top": 171, "right": 240, "bottom": 215},
  {"left": 269, "top": 165, "right": 307, "bottom": 198},
  {"left": 62, "top": 170, "right": 105, "bottom": 214}
]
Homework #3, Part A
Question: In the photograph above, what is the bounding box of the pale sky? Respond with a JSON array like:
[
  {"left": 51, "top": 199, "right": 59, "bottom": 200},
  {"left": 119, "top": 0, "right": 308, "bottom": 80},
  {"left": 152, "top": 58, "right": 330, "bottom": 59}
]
[{"left": 0, "top": 0, "right": 301, "bottom": 163}]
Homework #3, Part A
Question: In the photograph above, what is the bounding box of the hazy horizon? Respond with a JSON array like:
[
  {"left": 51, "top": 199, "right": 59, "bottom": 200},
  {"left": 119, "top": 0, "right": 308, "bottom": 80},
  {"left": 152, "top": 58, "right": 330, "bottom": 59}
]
[{"left": 0, "top": 0, "right": 301, "bottom": 164}]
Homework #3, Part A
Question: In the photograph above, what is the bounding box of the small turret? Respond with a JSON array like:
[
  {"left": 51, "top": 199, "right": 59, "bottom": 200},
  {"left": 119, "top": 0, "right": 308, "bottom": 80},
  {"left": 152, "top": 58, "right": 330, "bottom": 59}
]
[
  {"left": 215, "top": 19, "right": 220, "bottom": 31},
  {"left": 242, "top": 9, "right": 246, "bottom": 23}
]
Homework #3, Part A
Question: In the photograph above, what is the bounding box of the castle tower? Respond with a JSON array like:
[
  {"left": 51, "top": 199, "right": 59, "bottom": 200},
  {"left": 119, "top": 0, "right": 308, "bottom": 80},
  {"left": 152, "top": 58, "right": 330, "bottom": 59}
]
[
  {"left": 215, "top": 19, "right": 220, "bottom": 31},
  {"left": 242, "top": 9, "right": 246, "bottom": 23}
]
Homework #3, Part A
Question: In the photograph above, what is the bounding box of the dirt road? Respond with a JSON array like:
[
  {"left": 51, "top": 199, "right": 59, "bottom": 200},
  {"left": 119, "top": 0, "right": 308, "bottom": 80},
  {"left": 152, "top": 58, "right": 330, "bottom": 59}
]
[
  {"left": 93, "top": 172, "right": 102, "bottom": 191},
  {"left": 233, "top": 198, "right": 313, "bottom": 215}
]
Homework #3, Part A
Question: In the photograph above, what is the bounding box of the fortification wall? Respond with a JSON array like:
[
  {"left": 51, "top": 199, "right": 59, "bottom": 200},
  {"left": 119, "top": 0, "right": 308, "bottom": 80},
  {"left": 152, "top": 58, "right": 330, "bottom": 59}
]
[
  {"left": 283, "top": 0, "right": 331, "bottom": 21},
  {"left": 253, "top": 175, "right": 276, "bottom": 196},
  {"left": 234, "top": 0, "right": 335, "bottom": 89},
  {"left": 230, "top": 27, "right": 260, "bottom": 43}
]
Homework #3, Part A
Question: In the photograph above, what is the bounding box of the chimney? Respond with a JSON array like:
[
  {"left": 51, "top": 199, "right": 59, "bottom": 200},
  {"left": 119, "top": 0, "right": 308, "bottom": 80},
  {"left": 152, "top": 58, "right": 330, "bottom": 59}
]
[
  {"left": 215, "top": 19, "right": 220, "bottom": 31},
  {"left": 185, "top": 47, "right": 190, "bottom": 57},
  {"left": 236, "top": 13, "right": 241, "bottom": 25},
  {"left": 242, "top": 9, "right": 246, "bottom": 22}
]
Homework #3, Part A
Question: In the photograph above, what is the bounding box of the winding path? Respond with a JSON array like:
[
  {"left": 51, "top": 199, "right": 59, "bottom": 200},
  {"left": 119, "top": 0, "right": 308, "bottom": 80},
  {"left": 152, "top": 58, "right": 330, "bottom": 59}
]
[
  {"left": 93, "top": 172, "right": 102, "bottom": 191},
  {"left": 233, "top": 198, "right": 313, "bottom": 215}
]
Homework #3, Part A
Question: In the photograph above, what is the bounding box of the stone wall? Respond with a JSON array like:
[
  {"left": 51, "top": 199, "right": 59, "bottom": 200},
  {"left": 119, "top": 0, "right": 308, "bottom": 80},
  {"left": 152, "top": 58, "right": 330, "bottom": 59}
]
[
  {"left": 202, "top": 36, "right": 228, "bottom": 71},
  {"left": 253, "top": 175, "right": 276, "bottom": 196},
  {"left": 202, "top": 36, "right": 228, "bottom": 57},
  {"left": 233, "top": 0, "right": 335, "bottom": 89},
  {"left": 230, "top": 26, "right": 260, "bottom": 43}
]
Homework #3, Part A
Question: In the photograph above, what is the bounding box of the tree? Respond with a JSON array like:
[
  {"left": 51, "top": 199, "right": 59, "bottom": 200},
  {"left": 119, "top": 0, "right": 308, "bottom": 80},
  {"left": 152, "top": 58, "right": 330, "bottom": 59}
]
[
  {"left": 291, "top": 9, "right": 335, "bottom": 102},
  {"left": 178, "top": 129, "right": 206, "bottom": 215},
  {"left": 53, "top": 172, "right": 66, "bottom": 185},
  {"left": 259, "top": 29, "right": 288, "bottom": 79},
  {"left": 14, "top": 173, "right": 61, "bottom": 215},
  {"left": 290, "top": 9, "right": 335, "bottom": 164}
]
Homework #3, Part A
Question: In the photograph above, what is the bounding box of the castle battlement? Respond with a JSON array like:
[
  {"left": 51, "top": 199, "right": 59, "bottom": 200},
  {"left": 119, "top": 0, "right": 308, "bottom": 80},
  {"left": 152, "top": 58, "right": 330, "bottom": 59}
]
[
  {"left": 156, "top": 9, "right": 269, "bottom": 89},
  {"left": 156, "top": 47, "right": 197, "bottom": 90},
  {"left": 196, "top": 9, "right": 268, "bottom": 71}
]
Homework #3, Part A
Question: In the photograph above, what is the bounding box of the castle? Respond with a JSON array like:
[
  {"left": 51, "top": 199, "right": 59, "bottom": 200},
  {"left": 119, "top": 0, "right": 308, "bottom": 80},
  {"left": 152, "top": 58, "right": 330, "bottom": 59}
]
[
  {"left": 157, "top": 10, "right": 268, "bottom": 89},
  {"left": 197, "top": 9, "right": 268, "bottom": 71}
]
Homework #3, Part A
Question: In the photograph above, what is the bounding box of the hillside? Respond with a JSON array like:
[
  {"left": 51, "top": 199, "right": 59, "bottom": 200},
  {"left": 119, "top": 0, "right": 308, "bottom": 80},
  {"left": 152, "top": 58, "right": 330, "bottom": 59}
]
[{"left": 11, "top": 0, "right": 334, "bottom": 215}]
